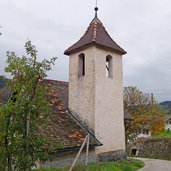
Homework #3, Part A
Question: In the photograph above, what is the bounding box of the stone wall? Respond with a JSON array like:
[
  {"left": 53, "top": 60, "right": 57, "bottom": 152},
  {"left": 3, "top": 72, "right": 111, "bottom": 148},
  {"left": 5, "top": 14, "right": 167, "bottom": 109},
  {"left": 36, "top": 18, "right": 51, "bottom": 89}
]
[
  {"left": 127, "top": 138, "right": 171, "bottom": 159},
  {"left": 97, "top": 150, "right": 126, "bottom": 162}
]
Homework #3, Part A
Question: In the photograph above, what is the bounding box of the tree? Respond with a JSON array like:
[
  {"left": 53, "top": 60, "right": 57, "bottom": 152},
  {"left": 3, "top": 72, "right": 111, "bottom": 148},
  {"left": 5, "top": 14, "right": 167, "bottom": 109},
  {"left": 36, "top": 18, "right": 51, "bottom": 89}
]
[
  {"left": 124, "top": 86, "right": 151, "bottom": 112},
  {"left": 124, "top": 86, "right": 165, "bottom": 141},
  {"left": 0, "top": 41, "right": 57, "bottom": 171}
]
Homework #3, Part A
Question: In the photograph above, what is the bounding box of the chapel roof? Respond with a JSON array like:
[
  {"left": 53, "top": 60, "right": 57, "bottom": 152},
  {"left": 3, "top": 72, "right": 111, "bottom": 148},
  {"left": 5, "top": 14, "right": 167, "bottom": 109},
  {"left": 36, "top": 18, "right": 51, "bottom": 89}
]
[
  {"left": 40, "top": 80, "right": 130, "bottom": 152},
  {"left": 0, "top": 80, "right": 101, "bottom": 153},
  {"left": 165, "top": 114, "right": 171, "bottom": 122},
  {"left": 39, "top": 80, "right": 102, "bottom": 152},
  {"left": 0, "top": 79, "right": 129, "bottom": 152},
  {"left": 64, "top": 8, "right": 126, "bottom": 55}
]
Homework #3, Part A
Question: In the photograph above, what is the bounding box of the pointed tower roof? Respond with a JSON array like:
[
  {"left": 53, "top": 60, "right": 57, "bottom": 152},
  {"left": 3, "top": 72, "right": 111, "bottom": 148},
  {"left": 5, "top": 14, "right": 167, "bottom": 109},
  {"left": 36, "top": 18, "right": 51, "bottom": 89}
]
[{"left": 64, "top": 7, "right": 126, "bottom": 55}]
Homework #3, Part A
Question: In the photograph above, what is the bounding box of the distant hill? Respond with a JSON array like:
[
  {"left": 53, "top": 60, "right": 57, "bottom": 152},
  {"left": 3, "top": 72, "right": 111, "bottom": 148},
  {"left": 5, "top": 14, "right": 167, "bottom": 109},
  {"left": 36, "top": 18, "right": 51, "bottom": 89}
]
[
  {"left": 160, "top": 101, "right": 171, "bottom": 108},
  {"left": 0, "top": 76, "right": 5, "bottom": 89},
  {"left": 160, "top": 101, "right": 171, "bottom": 114},
  {"left": 0, "top": 76, "right": 10, "bottom": 103}
]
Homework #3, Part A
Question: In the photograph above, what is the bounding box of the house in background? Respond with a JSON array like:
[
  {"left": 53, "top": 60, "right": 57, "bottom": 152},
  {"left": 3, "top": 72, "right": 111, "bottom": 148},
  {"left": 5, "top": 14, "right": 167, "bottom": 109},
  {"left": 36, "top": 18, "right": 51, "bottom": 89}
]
[
  {"left": 165, "top": 114, "right": 171, "bottom": 131},
  {"left": 160, "top": 101, "right": 171, "bottom": 131}
]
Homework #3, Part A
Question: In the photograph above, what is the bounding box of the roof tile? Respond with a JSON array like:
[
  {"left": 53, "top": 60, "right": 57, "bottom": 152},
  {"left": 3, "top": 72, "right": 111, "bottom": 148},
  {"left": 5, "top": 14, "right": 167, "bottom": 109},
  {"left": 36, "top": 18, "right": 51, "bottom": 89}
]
[
  {"left": 64, "top": 18, "right": 126, "bottom": 55},
  {"left": 39, "top": 80, "right": 101, "bottom": 152}
]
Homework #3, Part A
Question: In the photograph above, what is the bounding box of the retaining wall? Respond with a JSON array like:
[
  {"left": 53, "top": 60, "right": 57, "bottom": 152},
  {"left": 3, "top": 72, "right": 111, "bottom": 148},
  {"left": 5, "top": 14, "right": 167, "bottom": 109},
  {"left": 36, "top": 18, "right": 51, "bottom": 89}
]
[{"left": 127, "top": 138, "right": 171, "bottom": 159}]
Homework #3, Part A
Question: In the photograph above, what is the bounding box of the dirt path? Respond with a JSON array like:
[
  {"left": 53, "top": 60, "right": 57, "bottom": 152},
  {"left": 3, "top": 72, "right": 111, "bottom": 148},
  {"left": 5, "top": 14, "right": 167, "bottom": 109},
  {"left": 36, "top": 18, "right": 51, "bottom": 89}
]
[{"left": 136, "top": 158, "right": 171, "bottom": 171}]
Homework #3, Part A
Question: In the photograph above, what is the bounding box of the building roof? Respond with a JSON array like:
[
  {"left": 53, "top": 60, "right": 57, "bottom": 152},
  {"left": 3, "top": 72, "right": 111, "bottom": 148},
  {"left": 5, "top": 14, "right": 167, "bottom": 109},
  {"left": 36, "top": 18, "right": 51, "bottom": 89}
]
[
  {"left": 64, "top": 11, "right": 126, "bottom": 55},
  {"left": 40, "top": 80, "right": 130, "bottom": 152},
  {"left": 0, "top": 80, "right": 101, "bottom": 153},
  {"left": 0, "top": 79, "right": 128, "bottom": 152},
  {"left": 40, "top": 80, "right": 102, "bottom": 152},
  {"left": 165, "top": 114, "right": 171, "bottom": 122}
]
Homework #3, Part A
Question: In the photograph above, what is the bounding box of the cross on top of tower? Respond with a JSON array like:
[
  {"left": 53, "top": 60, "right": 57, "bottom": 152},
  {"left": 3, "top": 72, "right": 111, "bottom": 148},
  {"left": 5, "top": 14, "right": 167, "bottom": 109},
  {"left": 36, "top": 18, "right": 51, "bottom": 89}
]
[
  {"left": 94, "top": 0, "right": 98, "bottom": 19},
  {"left": 64, "top": 1, "right": 126, "bottom": 56}
]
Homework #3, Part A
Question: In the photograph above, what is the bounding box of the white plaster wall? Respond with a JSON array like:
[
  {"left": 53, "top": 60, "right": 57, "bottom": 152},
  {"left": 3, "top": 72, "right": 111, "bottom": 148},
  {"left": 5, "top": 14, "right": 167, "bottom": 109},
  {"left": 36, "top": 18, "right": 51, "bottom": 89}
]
[
  {"left": 69, "top": 46, "right": 96, "bottom": 129},
  {"left": 69, "top": 45, "right": 125, "bottom": 155},
  {"left": 39, "top": 149, "right": 96, "bottom": 168},
  {"left": 137, "top": 133, "right": 151, "bottom": 139},
  {"left": 94, "top": 47, "right": 125, "bottom": 154},
  {"left": 165, "top": 124, "right": 171, "bottom": 131}
]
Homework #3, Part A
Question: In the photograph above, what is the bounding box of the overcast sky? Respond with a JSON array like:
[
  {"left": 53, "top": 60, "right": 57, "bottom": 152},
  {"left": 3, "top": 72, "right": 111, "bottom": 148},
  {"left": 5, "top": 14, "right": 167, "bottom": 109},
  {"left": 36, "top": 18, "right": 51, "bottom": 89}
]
[{"left": 0, "top": 0, "right": 171, "bottom": 102}]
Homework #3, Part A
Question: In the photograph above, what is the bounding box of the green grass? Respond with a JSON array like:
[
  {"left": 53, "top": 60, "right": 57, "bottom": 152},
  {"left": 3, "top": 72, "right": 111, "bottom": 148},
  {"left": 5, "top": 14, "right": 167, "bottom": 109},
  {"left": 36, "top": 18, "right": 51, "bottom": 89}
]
[
  {"left": 35, "top": 159, "right": 144, "bottom": 171},
  {"left": 151, "top": 131, "right": 171, "bottom": 139}
]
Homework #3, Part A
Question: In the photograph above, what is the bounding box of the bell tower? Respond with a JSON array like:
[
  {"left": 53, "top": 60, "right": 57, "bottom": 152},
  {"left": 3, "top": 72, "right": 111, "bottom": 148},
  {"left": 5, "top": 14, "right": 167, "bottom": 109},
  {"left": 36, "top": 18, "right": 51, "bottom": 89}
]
[{"left": 64, "top": 7, "right": 126, "bottom": 156}]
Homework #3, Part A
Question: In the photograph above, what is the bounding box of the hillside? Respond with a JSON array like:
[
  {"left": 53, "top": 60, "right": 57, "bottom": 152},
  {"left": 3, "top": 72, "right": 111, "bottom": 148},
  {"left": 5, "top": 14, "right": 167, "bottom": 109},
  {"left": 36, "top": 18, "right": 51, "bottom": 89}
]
[
  {"left": 0, "top": 76, "right": 10, "bottom": 104},
  {"left": 0, "top": 76, "right": 5, "bottom": 89},
  {"left": 160, "top": 101, "right": 171, "bottom": 114}
]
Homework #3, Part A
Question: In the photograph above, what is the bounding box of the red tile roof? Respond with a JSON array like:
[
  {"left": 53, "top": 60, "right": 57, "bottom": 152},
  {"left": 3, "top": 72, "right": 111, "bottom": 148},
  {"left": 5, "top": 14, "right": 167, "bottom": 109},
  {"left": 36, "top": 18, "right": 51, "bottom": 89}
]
[
  {"left": 39, "top": 80, "right": 101, "bottom": 152},
  {"left": 64, "top": 17, "right": 126, "bottom": 55},
  {"left": 40, "top": 80, "right": 131, "bottom": 152},
  {"left": 0, "top": 79, "right": 129, "bottom": 152}
]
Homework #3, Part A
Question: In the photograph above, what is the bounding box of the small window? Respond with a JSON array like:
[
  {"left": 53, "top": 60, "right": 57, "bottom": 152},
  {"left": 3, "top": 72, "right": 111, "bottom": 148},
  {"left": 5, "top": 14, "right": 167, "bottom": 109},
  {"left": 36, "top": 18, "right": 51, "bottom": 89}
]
[
  {"left": 78, "top": 53, "right": 85, "bottom": 77},
  {"left": 106, "top": 55, "right": 113, "bottom": 78}
]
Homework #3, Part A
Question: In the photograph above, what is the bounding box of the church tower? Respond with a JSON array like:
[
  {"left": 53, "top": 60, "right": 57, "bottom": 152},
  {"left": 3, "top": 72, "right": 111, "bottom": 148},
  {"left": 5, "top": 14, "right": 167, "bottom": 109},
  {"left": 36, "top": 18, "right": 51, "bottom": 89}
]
[{"left": 64, "top": 7, "right": 126, "bottom": 157}]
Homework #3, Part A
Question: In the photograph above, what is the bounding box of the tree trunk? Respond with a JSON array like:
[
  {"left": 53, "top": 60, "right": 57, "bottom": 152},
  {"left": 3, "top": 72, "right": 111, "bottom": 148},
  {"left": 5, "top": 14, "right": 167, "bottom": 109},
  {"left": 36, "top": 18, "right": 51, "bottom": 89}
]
[
  {"left": 5, "top": 114, "right": 13, "bottom": 171},
  {"left": 24, "top": 112, "right": 28, "bottom": 171},
  {"left": 7, "top": 154, "right": 12, "bottom": 171}
]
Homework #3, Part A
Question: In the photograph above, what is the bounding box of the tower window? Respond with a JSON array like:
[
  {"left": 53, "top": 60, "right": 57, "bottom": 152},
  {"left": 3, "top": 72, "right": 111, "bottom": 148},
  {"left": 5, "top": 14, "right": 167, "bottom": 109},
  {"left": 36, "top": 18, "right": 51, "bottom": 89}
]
[
  {"left": 106, "top": 55, "right": 113, "bottom": 78},
  {"left": 78, "top": 53, "right": 85, "bottom": 77}
]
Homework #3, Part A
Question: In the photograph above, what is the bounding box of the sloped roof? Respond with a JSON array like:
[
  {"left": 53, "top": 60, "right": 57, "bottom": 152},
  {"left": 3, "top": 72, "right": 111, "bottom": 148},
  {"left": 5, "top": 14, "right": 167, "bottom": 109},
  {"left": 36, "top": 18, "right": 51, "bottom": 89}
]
[
  {"left": 0, "top": 79, "right": 130, "bottom": 152},
  {"left": 165, "top": 114, "right": 171, "bottom": 122},
  {"left": 40, "top": 80, "right": 130, "bottom": 152},
  {"left": 0, "top": 80, "right": 101, "bottom": 152},
  {"left": 64, "top": 16, "right": 126, "bottom": 55},
  {"left": 40, "top": 80, "right": 102, "bottom": 152}
]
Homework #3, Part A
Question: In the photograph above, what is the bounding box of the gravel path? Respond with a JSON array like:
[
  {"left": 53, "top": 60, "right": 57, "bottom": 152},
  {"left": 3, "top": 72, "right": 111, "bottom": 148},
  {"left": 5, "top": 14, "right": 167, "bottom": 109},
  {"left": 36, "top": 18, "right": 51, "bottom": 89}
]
[{"left": 136, "top": 158, "right": 171, "bottom": 171}]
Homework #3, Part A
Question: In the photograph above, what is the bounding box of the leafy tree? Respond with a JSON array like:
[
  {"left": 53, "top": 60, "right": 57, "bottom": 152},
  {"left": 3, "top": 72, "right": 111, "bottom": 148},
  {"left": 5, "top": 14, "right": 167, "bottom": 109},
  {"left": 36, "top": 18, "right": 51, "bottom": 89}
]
[
  {"left": 0, "top": 41, "right": 57, "bottom": 171},
  {"left": 124, "top": 86, "right": 165, "bottom": 141}
]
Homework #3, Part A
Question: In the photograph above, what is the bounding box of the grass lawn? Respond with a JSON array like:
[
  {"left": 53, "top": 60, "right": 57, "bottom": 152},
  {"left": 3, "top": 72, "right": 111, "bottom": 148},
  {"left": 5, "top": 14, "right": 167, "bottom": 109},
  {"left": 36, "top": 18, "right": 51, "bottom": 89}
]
[
  {"left": 35, "top": 159, "right": 144, "bottom": 171},
  {"left": 151, "top": 131, "right": 171, "bottom": 139}
]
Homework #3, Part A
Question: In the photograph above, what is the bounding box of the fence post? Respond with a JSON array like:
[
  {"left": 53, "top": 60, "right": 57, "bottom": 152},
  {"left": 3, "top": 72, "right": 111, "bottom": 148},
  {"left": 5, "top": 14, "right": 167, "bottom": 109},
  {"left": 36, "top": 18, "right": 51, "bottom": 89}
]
[
  {"left": 85, "top": 134, "right": 90, "bottom": 170},
  {"left": 69, "top": 135, "right": 88, "bottom": 171}
]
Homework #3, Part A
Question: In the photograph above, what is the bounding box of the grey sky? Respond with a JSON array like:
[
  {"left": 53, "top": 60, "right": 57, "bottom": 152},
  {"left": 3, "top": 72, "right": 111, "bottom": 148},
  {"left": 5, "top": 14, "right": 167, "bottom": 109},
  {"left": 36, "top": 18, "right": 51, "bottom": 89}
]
[{"left": 0, "top": 0, "right": 171, "bottom": 102}]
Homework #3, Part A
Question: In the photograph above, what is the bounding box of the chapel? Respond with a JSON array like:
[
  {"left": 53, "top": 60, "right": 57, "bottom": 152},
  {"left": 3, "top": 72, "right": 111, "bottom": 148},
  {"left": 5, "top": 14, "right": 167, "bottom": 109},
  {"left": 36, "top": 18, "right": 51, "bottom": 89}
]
[{"left": 39, "top": 6, "right": 127, "bottom": 168}]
